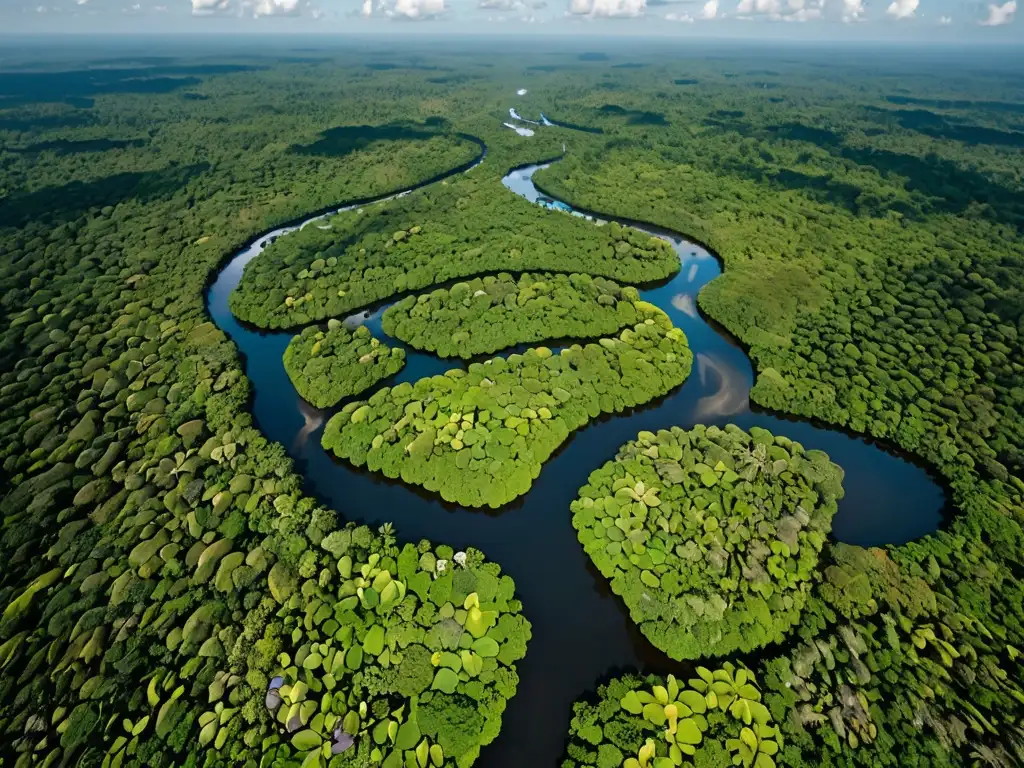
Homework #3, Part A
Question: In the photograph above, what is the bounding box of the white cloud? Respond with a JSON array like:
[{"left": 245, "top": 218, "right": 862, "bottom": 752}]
[
  {"left": 785, "top": 3, "right": 821, "bottom": 17},
  {"left": 700, "top": 0, "right": 718, "bottom": 16},
  {"left": 191, "top": 0, "right": 231, "bottom": 13},
  {"left": 361, "top": 0, "right": 372, "bottom": 13},
  {"left": 665, "top": 9, "right": 694, "bottom": 18},
  {"left": 253, "top": 0, "right": 300, "bottom": 14},
  {"left": 886, "top": 0, "right": 917, "bottom": 18},
  {"left": 736, "top": 0, "right": 780, "bottom": 14},
  {"left": 736, "top": 0, "right": 821, "bottom": 20},
  {"left": 389, "top": 0, "right": 445, "bottom": 16},
  {"left": 980, "top": 0, "right": 1014, "bottom": 24},
  {"left": 569, "top": 0, "right": 646, "bottom": 16},
  {"left": 937, "top": 13, "right": 950, "bottom": 21},
  {"left": 480, "top": 0, "right": 525, "bottom": 9},
  {"left": 841, "top": 0, "right": 864, "bottom": 20}
]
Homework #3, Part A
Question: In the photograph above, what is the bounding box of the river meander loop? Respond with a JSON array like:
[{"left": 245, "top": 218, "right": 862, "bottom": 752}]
[{"left": 205, "top": 132, "right": 950, "bottom": 768}]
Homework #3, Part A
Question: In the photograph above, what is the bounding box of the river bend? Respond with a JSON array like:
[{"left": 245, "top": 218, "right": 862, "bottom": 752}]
[{"left": 205, "top": 131, "right": 949, "bottom": 768}]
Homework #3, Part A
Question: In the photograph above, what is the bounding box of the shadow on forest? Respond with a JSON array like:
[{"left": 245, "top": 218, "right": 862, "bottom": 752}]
[
  {"left": 674, "top": 79, "right": 700, "bottom": 86},
  {"left": 0, "top": 162, "right": 210, "bottom": 227},
  {"left": 364, "top": 63, "right": 443, "bottom": 71},
  {"left": 87, "top": 56, "right": 178, "bottom": 66},
  {"left": 0, "top": 111, "right": 97, "bottom": 132},
  {"left": 292, "top": 118, "right": 451, "bottom": 158},
  {"left": 838, "top": 145, "right": 1024, "bottom": 226},
  {"left": 767, "top": 122, "right": 842, "bottom": 146},
  {"left": 427, "top": 74, "right": 482, "bottom": 85},
  {"left": 723, "top": 159, "right": 866, "bottom": 214},
  {"left": 702, "top": 115, "right": 1024, "bottom": 225},
  {"left": 599, "top": 104, "right": 670, "bottom": 126},
  {"left": 0, "top": 64, "right": 258, "bottom": 107},
  {"left": 8, "top": 138, "right": 147, "bottom": 155},
  {"left": 864, "top": 106, "right": 1024, "bottom": 148},
  {"left": 886, "top": 94, "right": 1024, "bottom": 115}
]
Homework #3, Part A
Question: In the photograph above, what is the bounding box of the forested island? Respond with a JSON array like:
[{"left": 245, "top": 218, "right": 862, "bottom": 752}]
[
  {"left": 323, "top": 305, "right": 692, "bottom": 508},
  {"left": 1, "top": 37, "right": 1022, "bottom": 768},
  {"left": 284, "top": 323, "right": 405, "bottom": 408},
  {"left": 571, "top": 425, "right": 842, "bottom": 659},
  {"left": 381, "top": 273, "right": 642, "bottom": 359}
]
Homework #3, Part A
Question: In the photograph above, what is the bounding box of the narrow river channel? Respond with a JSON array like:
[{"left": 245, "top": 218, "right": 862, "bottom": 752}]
[{"left": 205, "top": 138, "right": 950, "bottom": 768}]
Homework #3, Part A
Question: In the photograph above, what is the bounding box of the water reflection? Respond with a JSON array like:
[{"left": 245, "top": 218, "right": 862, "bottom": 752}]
[
  {"left": 670, "top": 292, "right": 699, "bottom": 319},
  {"left": 292, "top": 398, "right": 326, "bottom": 452},
  {"left": 692, "top": 352, "right": 749, "bottom": 421}
]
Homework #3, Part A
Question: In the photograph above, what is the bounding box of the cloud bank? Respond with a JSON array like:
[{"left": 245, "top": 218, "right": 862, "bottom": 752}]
[
  {"left": 736, "top": 0, "right": 823, "bottom": 21},
  {"left": 569, "top": 0, "right": 646, "bottom": 17},
  {"left": 886, "top": 0, "right": 917, "bottom": 18},
  {"left": 980, "top": 0, "right": 1014, "bottom": 24}
]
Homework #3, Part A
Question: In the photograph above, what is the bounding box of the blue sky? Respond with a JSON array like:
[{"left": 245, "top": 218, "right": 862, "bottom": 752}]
[{"left": 2, "top": 0, "right": 1018, "bottom": 41}]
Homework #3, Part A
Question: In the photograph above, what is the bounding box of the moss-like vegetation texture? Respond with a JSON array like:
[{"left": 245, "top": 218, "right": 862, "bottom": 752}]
[
  {"left": 258, "top": 535, "right": 530, "bottom": 767},
  {"left": 284, "top": 323, "right": 405, "bottom": 408},
  {"left": 571, "top": 425, "right": 843, "bottom": 659},
  {"left": 0, "top": 62, "right": 553, "bottom": 768},
  {"left": 381, "top": 272, "right": 642, "bottom": 359},
  {"left": 228, "top": 177, "right": 679, "bottom": 330},
  {"left": 322, "top": 304, "right": 693, "bottom": 508},
  {"left": 561, "top": 665, "right": 783, "bottom": 768}
]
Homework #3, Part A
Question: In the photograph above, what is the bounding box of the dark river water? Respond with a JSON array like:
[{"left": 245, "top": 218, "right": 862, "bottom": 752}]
[{"left": 206, "top": 145, "right": 950, "bottom": 768}]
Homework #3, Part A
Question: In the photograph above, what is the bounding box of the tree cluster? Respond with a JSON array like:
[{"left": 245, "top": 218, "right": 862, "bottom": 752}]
[
  {"left": 381, "top": 272, "right": 641, "bottom": 359},
  {"left": 228, "top": 175, "right": 678, "bottom": 331},
  {"left": 561, "top": 665, "right": 783, "bottom": 768},
  {"left": 284, "top": 322, "right": 405, "bottom": 409},
  {"left": 572, "top": 424, "right": 842, "bottom": 659},
  {"left": 322, "top": 305, "right": 693, "bottom": 508}
]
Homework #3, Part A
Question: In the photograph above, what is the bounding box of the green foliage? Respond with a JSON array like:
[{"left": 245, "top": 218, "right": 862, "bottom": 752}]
[
  {"left": 229, "top": 170, "right": 677, "bottom": 330},
  {"left": 537, "top": 56, "right": 1024, "bottom": 767},
  {"left": 284, "top": 323, "right": 405, "bottom": 408},
  {"left": 259, "top": 552, "right": 526, "bottom": 766},
  {"left": 572, "top": 424, "right": 841, "bottom": 658},
  {"left": 3, "top": 42, "right": 1024, "bottom": 768},
  {"left": 563, "top": 666, "right": 782, "bottom": 768},
  {"left": 382, "top": 271, "right": 641, "bottom": 358},
  {"left": 0, "top": 54, "right": 542, "bottom": 768},
  {"left": 322, "top": 305, "right": 692, "bottom": 507}
]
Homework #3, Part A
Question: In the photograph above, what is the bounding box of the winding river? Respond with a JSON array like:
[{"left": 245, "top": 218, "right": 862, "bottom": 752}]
[{"left": 206, "top": 132, "right": 950, "bottom": 767}]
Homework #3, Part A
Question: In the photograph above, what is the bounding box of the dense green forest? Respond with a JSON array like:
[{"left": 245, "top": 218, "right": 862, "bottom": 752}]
[
  {"left": 0, "top": 48, "right": 555, "bottom": 768},
  {"left": 571, "top": 425, "right": 842, "bottom": 660},
  {"left": 1, "top": 39, "right": 1023, "bottom": 768},
  {"left": 284, "top": 323, "right": 405, "bottom": 408},
  {"left": 531, "top": 53, "right": 1024, "bottom": 768},
  {"left": 381, "top": 272, "right": 643, "bottom": 359},
  {"left": 562, "top": 666, "right": 784, "bottom": 768},
  {"left": 228, "top": 170, "right": 677, "bottom": 331},
  {"left": 322, "top": 305, "right": 692, "bottom": 508}
]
